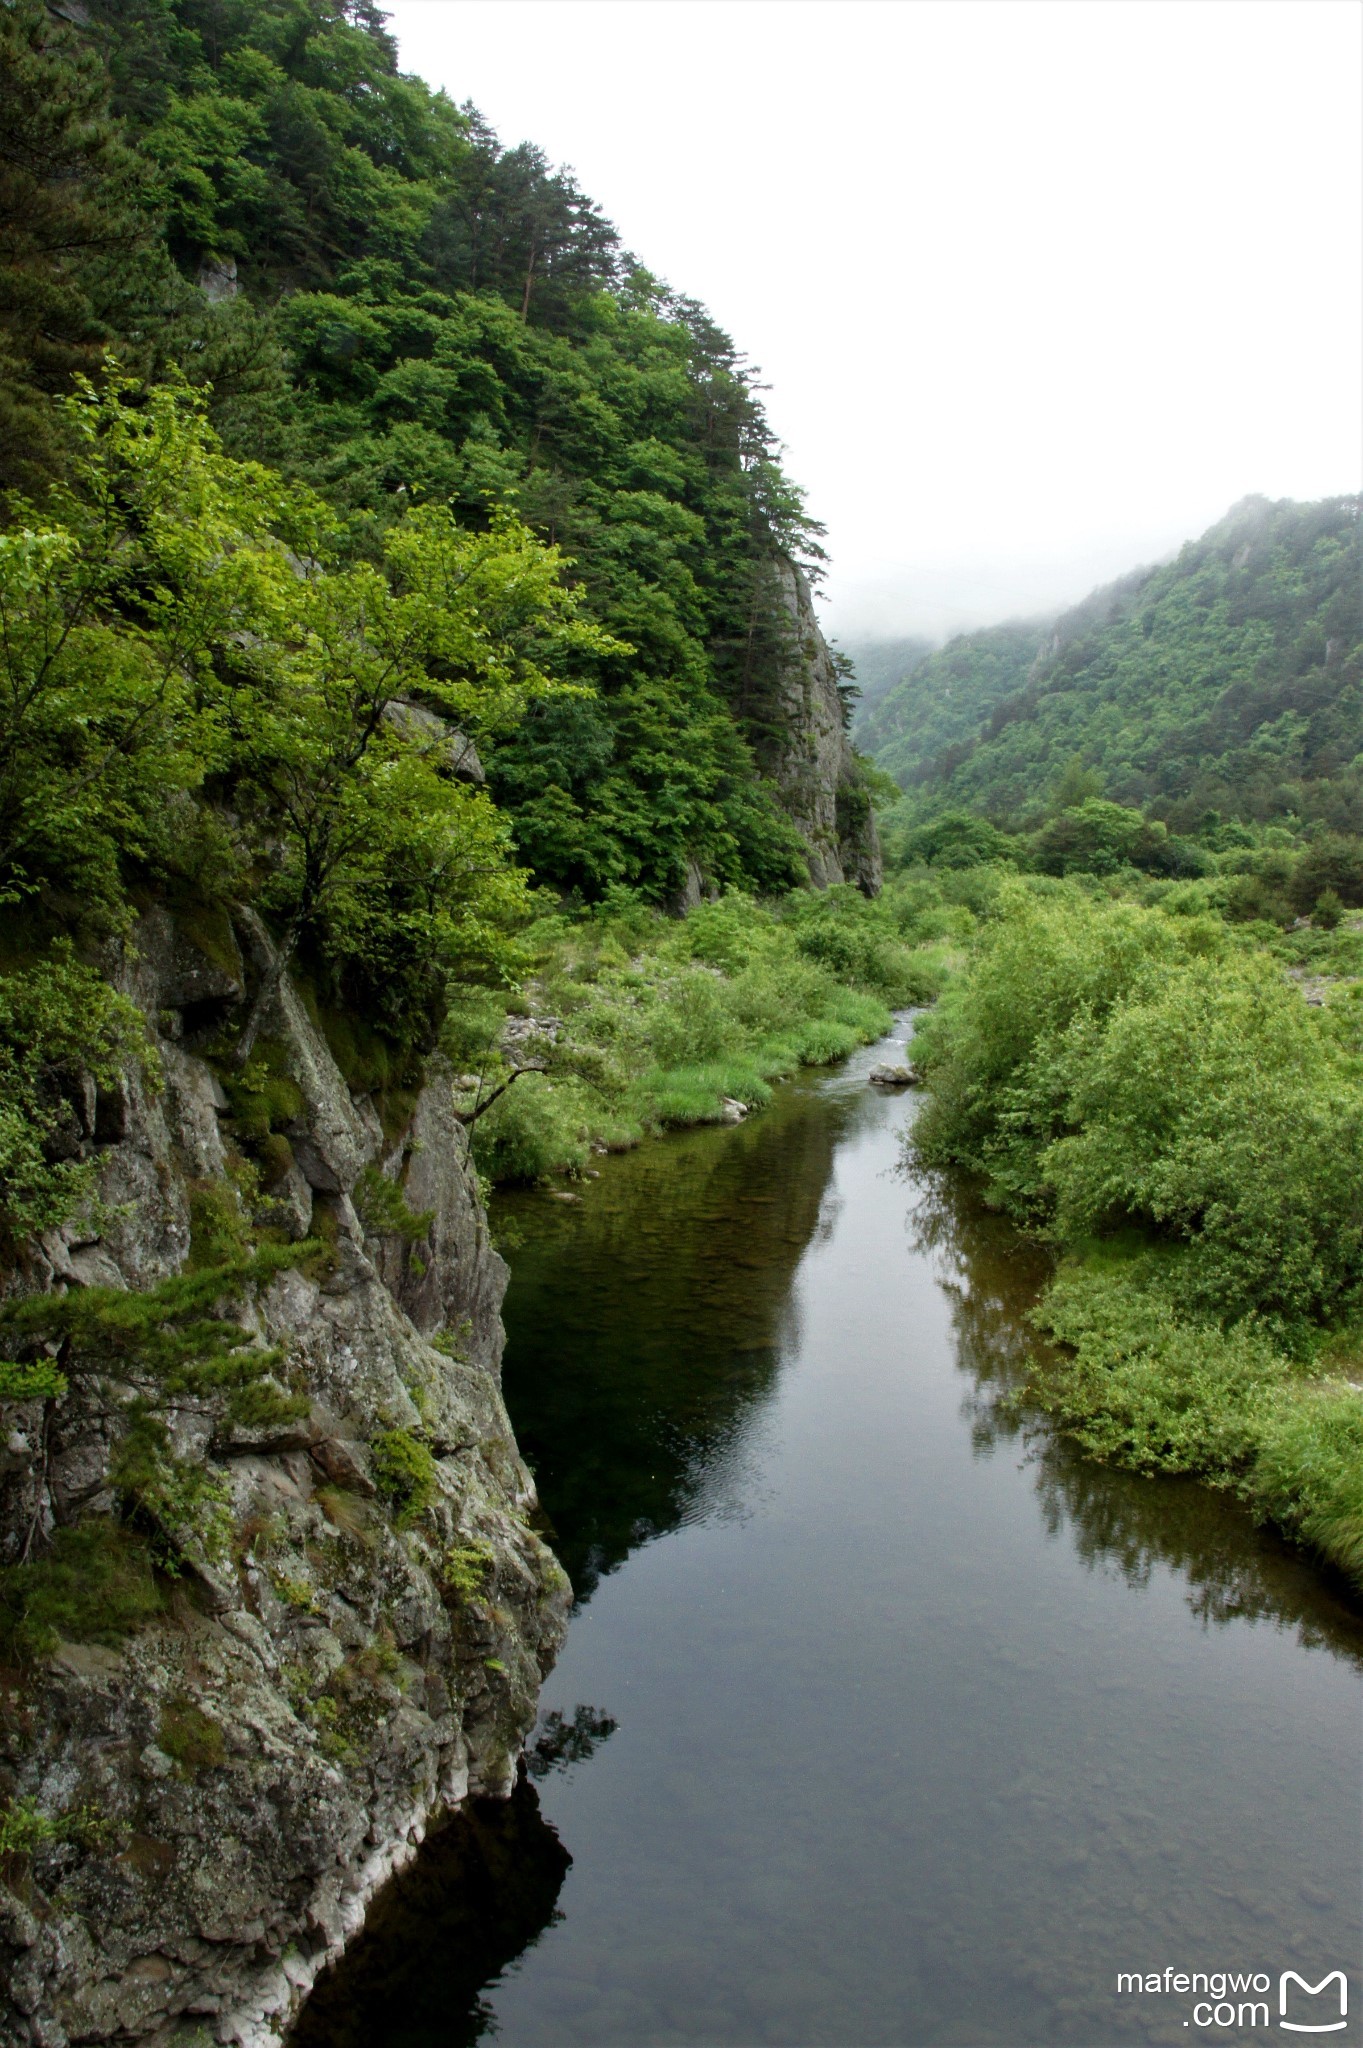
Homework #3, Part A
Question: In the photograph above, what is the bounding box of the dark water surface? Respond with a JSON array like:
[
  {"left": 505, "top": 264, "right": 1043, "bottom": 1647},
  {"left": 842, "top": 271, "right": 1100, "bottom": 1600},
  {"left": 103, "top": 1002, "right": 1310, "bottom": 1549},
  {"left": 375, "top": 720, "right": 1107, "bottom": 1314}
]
[{"left": 298, "top": 1029, "right": 1363, "bottom": 2046}]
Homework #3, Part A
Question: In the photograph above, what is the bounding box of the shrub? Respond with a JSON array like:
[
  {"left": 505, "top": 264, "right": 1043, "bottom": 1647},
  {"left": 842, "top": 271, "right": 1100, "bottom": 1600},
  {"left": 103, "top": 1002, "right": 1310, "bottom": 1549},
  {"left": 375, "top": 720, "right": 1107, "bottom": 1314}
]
[
  {"left": 471, "top": 1071, "right": 591, "bottom": 1183},
  {"left": 0, "top": 953, "right": 150, "bottom": 1252},
  {"left": 1035, "top": 1268, "right": 1285, "bottom": 1475},
  {"left": 1034, "top": 1267, "right": 1363, "bottom": 1591},
  {"left": 371, "top": 1427, "right": 439, "bottom": 1525}
]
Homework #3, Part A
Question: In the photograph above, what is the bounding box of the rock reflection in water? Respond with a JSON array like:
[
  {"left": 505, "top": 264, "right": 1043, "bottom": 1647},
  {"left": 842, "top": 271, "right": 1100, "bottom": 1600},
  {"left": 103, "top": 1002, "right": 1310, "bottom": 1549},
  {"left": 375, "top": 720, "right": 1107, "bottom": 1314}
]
[{"left": 290, "top": 1775, "right": 570, "bottom": 2048}]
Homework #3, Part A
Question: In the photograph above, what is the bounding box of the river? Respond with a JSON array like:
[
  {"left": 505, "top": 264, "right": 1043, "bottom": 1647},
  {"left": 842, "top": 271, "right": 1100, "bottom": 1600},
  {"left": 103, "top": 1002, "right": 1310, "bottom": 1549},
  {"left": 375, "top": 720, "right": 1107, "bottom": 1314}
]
[{"left": 295, "top": 1024, "right": 1363, "bottom": 2046}]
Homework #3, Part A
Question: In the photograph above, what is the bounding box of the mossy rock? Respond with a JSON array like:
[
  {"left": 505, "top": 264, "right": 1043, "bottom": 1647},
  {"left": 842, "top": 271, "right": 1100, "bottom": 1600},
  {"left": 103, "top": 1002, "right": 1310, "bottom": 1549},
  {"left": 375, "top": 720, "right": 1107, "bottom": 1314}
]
[
  {"left": 158, "top": 1699, "right": 227, "bottom": 1773},
  {"left": 0, "top": 1524, "right": 165, "bottom": 1663},
  {"left": 221, "top": 1037, "right": 305, "bottom": 1141}
]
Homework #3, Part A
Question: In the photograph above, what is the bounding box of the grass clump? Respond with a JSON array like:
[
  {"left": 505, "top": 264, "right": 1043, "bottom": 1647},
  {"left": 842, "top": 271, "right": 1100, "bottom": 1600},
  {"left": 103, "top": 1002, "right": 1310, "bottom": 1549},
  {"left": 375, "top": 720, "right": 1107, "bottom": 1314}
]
[
  {"left": 0, "top": 1522, "right": 165, "bottom": 1663},
  {"left": 221, "top": 1039, "right": 303, "bottom": 1144},
  {"left": 371, "top": 1427, "right": 439, "bottom": 1526},
  {"left": 0, "top": 1796, "right": 116, "bottom": 1875},
  {"left": 440, "top": 1539, "right": 494, "bottom": 1602},
  {"left": 353, "top": 1166, "right": 434, "bottom": 1245}
]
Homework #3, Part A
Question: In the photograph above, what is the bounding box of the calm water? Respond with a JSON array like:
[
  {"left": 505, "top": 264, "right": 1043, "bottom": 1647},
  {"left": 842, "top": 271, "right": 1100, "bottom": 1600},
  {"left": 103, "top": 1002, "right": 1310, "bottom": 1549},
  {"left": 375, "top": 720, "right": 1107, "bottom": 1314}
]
[{"left": 297, "top": 1027, "right": 1363, "bottom": 2047}]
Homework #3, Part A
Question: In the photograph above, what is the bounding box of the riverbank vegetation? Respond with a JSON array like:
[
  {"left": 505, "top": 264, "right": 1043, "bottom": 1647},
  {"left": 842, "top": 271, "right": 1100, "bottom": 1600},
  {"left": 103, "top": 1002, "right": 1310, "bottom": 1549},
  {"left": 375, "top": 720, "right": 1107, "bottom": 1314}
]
[
  {"left": 856, "top": 478, "right": 1363, "bottom": 1589},
  {"left": 904, "top": 873, "right": 1363, "bottom": 1588},
  {"left": 456, "top": 878, "right": 983, "bottom": 1184}
]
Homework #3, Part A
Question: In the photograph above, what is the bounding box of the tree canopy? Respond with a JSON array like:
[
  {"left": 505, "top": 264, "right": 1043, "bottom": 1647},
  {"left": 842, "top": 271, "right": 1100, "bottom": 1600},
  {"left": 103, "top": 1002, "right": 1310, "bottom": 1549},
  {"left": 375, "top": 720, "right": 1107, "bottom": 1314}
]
[
  {"left": 4, "top": 0, "right": 833, "bottom": 904},
  {"left": 863, "top": 496, "right": 1362, "bottom": 835}
]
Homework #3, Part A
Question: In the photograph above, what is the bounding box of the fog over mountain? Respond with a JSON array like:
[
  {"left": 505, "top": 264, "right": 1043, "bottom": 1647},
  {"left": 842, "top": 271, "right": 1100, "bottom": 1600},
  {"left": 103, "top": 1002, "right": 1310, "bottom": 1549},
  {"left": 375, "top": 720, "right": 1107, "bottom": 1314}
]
[{"left": 390, "top": 0, "right": 1363, "bottom": 647}]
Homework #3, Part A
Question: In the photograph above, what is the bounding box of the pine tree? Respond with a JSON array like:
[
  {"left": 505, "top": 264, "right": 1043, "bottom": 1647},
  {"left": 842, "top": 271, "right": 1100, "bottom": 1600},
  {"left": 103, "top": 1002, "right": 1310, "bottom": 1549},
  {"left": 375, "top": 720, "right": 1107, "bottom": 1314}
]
[{"left": 0, "top": 0, "right": 155, "bottom": 492}]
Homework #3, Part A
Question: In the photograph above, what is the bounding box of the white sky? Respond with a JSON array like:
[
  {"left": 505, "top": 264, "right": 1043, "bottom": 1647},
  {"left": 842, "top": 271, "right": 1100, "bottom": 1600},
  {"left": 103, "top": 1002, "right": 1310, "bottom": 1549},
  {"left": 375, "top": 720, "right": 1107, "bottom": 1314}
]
[{"left": 387, "top": 0, "right": 1363, "bottom": 643}]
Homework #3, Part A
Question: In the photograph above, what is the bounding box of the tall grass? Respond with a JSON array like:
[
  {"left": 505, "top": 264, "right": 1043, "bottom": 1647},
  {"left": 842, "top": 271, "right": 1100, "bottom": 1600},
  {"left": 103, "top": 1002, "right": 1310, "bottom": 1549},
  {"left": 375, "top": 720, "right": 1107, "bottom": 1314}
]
[{"left": 458, "top": 882, "right": 971, "bottom": 1184}]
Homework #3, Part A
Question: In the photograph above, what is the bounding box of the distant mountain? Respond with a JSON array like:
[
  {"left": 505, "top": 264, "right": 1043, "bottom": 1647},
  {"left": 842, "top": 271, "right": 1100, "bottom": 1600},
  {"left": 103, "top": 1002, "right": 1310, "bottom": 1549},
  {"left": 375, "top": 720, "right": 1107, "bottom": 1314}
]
[
  {"left": 839, "top": 637, "right": 935, "bottom": 727},
  {"left": 867, "top": 496, "right": 1362, "bottom": 831},
  {"left": 857, "top": 617, "right": 1056, "bottom": 786}
]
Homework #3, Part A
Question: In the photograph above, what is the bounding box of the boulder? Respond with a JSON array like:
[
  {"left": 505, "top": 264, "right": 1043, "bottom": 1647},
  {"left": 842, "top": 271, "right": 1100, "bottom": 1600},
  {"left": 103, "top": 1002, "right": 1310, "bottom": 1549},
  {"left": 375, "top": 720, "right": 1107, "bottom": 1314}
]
[
  {"left": 367, "top": 1060, "right": 510, "bottom": 1376},
  {"left": 868, "top": 1062, "right": 919, "bottom": 1088},
  {"left": 123, "top": 904, "right": 246, "bottom": 1013},
  {"left": 266, "top": 975, "right": 378, "bottom": 1195}
]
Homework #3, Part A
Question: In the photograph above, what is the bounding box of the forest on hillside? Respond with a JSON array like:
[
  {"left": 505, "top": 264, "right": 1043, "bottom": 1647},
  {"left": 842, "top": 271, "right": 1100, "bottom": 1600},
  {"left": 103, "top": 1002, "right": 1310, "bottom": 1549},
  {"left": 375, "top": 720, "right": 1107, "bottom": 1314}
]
[
  {"left": 2, "top": 0, "right": 872, "bottom": 926},
  {"left": 860, "top": 494, "right": 1362, "bottom": 837}
]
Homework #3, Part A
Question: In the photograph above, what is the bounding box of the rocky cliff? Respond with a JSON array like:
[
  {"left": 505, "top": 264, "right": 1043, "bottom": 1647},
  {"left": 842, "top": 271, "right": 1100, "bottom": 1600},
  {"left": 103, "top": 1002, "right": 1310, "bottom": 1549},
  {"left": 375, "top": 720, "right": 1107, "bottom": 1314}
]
[
  {"left": 767, "top": 561, "right": 883, "bottom": 895},
  {"left": 0, "top": 914, "right": 568, "bottom": 2047}
]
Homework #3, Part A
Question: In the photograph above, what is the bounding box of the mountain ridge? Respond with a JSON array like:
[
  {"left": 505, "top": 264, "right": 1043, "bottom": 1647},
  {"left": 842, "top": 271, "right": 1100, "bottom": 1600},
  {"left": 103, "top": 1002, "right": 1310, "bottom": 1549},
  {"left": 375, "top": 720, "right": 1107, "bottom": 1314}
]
[{"left": 859, "top": 492, "right": 1362, "bottom": 830}]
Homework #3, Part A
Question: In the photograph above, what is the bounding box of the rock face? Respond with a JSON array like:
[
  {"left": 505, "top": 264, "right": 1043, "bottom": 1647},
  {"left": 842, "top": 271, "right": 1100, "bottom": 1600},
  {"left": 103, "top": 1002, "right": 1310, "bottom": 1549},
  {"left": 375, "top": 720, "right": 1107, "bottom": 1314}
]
[
  {"left": 0, "top": 913, "right": 569, "bottom": 2047},
  {"left": 766, "top": 559, "right": 882, "bottom": 895}
]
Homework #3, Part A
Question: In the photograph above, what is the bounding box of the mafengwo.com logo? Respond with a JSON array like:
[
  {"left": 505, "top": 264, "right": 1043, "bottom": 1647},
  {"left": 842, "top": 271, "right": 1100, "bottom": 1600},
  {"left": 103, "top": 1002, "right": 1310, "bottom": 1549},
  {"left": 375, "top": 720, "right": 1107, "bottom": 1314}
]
[{"left": 1117, "top": 1967, "right": 1349, "bottom": 2032}]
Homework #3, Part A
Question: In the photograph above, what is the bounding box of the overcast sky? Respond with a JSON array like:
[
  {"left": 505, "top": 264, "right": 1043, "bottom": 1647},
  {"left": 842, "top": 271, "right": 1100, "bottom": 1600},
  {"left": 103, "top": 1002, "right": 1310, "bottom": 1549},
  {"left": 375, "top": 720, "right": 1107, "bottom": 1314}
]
[{"left": 387, "top": 0, "right": 1363, "bottom": 644}]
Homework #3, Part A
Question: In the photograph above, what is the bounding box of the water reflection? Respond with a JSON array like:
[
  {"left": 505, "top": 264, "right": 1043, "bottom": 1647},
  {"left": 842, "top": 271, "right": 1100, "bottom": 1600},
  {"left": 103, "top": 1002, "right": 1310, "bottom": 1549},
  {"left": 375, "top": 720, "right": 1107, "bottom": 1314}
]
[
  {"left": 496, "top": 1076, "right": 862, "bottom": 1599},
  {"left": 909, "top": 1167, "right": 1363, "bottom": 1663},
  {"left": 296, "top": 1048, "right": 1362, "bottom": 2047},
  {"left": 291, "top": 1777, "right": 570, "bottom": 2048}
]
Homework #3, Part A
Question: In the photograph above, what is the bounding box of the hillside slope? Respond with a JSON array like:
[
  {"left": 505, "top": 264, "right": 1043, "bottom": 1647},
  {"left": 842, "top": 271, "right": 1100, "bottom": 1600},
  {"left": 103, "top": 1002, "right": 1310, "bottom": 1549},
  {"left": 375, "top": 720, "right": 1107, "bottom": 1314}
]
[
  {"left": 856, "top": 616, "right": 1055, "bottom": 789},
  {"left": 867, "top": 496, "right": 1362, "bottom": 829},
  {"left": 2, "top": 0, "right": 876, "bottom": 899}
]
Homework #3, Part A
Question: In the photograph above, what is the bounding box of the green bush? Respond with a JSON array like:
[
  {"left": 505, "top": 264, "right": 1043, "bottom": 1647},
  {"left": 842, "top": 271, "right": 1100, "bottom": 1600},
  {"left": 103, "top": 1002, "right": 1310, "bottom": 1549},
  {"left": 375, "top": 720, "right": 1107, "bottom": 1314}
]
[
  {"left": 1033, "top": 1267, "right": 1363, "bottom": 1590},
  {"left": 353, "top": 1166, "right": 434, "bottom": 1244},
  {"left": 441, "top": 990, "right": 511, "bottom": 1072},
  {"left": 371, "top": 1428, "right": 439, "bottom": 1526},
  {"left": 1251, "top": 1388, "right": 1363, "bottom": 1584},
  {"left": 471, "top": 1072, "right": 592, "bottom": 1183},
  {"left": 913, "top": 880, "right": 1363, "bottom": 1332},
  {"left": 1036, "top": 1268, "right": 1286, "bottom": 1474}
]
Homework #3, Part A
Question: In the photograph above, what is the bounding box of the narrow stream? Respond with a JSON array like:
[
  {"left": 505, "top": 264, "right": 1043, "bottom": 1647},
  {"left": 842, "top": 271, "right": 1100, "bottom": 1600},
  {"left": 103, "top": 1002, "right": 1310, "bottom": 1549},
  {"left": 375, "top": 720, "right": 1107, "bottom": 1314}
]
[{"left": 298, "top": 1025, "right": 1363, "bottom": 2046}]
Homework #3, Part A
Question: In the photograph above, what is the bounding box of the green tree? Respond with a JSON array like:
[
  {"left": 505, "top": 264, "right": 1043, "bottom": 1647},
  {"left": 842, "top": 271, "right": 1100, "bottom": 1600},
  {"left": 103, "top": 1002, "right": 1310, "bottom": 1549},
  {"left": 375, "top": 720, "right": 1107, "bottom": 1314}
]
[{"left": 0, "top": 1, "right": 156, "bottom": 491}]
